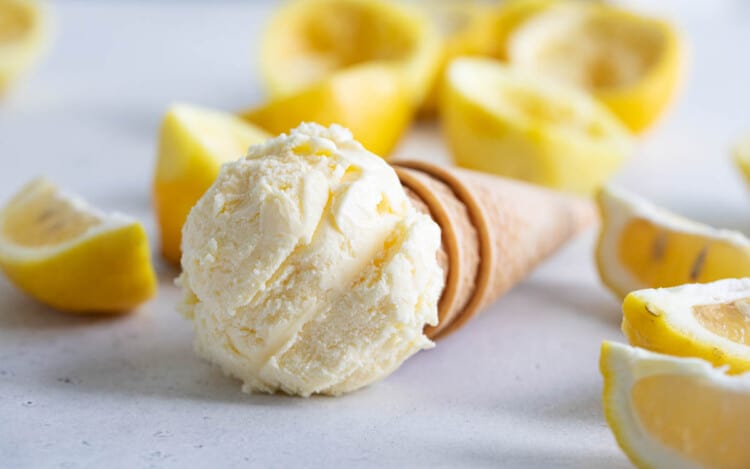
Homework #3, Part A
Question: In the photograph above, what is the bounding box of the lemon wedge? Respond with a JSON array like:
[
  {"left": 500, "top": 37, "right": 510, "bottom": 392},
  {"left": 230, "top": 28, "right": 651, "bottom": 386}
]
[
  {"left": 0, "top": 178, "right": 156, "bottom": 313},
  {"left": 154, "top": 104, "right": 270, "bottom": 265},
  {"left": 0, "top": 0, "right": 47, "bottom": 93},
  {"left": 596, "top": 185, "right": 750, "bottom": 299},
  {"left": 241, "top": 63, "right": 412, "bottom": 157},
  {"left": 441, "top": 57, "right": 631, "bottom": 195},
  {"left": 507, "top": 2, "right": 683, "bottom": 133},
  {"left": 623, "top": 278, "right": 750, "bottom": 374},
  {"left": 260, "top": 0, "right": 441, "bottom": 106},
  {"left": 600, "top": 340, "right": 750, "bottom": 469},
  {"left": 733, "top": 133, "right": 750, "bottom": 185}
]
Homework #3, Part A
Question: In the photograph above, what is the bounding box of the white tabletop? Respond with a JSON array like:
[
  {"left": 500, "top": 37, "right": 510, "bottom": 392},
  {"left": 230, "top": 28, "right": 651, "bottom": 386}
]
[{"left": 2, "top": 1, "right": 749, "bottom": 468}]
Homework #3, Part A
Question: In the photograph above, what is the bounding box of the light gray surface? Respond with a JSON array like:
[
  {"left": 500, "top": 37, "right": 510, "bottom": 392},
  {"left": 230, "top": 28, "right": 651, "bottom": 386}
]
[{"left": 1, "top": 1, "right": 749, "bottom": 468}]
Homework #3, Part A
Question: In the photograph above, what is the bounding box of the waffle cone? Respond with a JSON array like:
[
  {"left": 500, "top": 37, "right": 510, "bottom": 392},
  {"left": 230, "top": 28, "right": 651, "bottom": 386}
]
[{"left": 395, "top": 161, "right": 596, "bottom": 340}]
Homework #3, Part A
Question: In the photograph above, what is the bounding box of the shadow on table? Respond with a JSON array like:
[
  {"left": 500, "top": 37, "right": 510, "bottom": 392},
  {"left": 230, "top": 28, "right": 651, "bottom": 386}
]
[
  {"left": 0, "top": 283, "right": 306, "bottom": 407},
  {"left": 47, "top": 330, "right": 347, "bottom": 407},
  {"left": 0, "top": 281, "right": 129, "bottom": 332},
  {"left": 0, "top": 255, "right": 185, "bottom": 331},
  {"left": 542, "top": 386, "right": 604, "bottom": 425},
  {"left": 498, "top": 385, "right": 604, "bottom": 427},
  {"left": 93, "top": 182, "right": 153, "bottom": 216},
  {"left": 447, "top": 445, "right": 630, "bottom": 469},
  {"left": 522, "top": 277, "right": 621, "bottom": 327},
  {"left": 0, "top": 254, "right": 180, "bottom": 332}
]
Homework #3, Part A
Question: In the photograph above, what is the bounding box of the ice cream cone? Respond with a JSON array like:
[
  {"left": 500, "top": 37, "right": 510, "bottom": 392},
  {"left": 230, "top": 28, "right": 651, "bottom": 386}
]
[{"left": 394, "top": 161, "right": 597, "bottom": 340}]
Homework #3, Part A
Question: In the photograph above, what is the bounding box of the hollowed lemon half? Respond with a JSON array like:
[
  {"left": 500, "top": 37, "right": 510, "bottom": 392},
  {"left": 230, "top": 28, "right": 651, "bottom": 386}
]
[
  {"left": 507, "top": 2, "right": 683, "bottom": 133},
  {"left": 260, "top": 0, "right": 441, "bottom": 106},
  {"left": 441, "top": 57, "right": 631, "bottom": 195},
  {"left": 0, "top": 0, "right": 48, "bottom": 93},
  {"left": 242, "top": 63, "right": 412, "bottom": 157}
]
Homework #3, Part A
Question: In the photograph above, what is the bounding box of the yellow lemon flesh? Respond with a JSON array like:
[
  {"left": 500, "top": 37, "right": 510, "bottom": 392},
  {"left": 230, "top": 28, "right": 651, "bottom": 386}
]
[
  {"left": 507, "top": 3, "right": 682, "bottom": 133},
  {"left": 260, "top": 0, "right": 441, "bottom": 106},
  {"left": 154, "top": 104, "right": 270, "bottom": 265},
  {"left": 441, "top": 57, "right": 631, "bottom": 195},
  {"left": 600, "top": 341, "right": 750, "bottom": 469},
  {"left": 0, "top": 178, "right": 157, "bottom": 313},
  {"left": 596, "top": 185, "right": 750, "bottom": 299},
  {"left": 622, "top": 278, "right": 750, "bottom": 374},
  {"left": 242, "top": 63, "right": 412, "bottom": 157},
  {"left": 733, "top": 133, "right": 750, "bottom": 185},
  {"left": 0, "top": 0, "right": 47, "bottom": 93}
]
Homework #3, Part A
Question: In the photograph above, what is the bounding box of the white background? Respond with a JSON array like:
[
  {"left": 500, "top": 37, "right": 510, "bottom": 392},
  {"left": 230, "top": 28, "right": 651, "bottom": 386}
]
[{"left": 1, "top": 1, "right": 749, "bottom": 468}]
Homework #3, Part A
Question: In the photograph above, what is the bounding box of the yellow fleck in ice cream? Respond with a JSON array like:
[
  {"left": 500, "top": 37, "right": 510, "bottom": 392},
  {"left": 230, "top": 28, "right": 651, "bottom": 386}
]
[{"left": 178, "top": 123, "right": 443, "bottom": 396}]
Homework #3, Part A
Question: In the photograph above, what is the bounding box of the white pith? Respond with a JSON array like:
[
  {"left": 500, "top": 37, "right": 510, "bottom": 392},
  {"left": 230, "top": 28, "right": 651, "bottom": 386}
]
[
  {"left": 603, "top": 341, "right": 750, "bottom": 469},
  {"left": 598, "top": 185, "right": 750, "bottom": 295},
  {"left": 0, "top": 178, "right": 134, "bottom": 262}
]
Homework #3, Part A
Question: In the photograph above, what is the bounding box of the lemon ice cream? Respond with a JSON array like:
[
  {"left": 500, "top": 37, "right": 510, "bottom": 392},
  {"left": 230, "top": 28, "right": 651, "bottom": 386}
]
[{"left": 178, "top": 123, "right": 443, "bottom": 396}]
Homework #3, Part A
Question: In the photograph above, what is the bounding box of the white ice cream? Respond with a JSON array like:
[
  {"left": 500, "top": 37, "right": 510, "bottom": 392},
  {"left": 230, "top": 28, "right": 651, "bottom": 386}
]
[{"left": 178, "top": 123, "right": 443, "bottom": 396}]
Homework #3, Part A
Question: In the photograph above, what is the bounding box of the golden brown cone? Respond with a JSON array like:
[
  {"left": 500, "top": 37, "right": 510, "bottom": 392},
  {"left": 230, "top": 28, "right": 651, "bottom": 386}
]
[
  {"left": 399, "top": 169, "right": 480, "bottom": 338},
  {"left": 394, "top": 161, "right": 597, "bottom": 340}
]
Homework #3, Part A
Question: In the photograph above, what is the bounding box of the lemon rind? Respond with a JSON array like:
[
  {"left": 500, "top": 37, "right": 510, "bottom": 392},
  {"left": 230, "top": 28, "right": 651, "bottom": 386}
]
[
  {"left": 447, "top": 57, "right": 631, "bottom": 151},
  {"left": 596, "top": 185, "right": 750, "bottom": 297},
  {"left": 508, "top": 3, "right": 674, "bottom": 93},
  {"left": 0, "top": 178, "right": 136, "bottom": 262},
  {"left": 259, "top": 0, "right": 442, "bottom": 105},
  {"left": 600, "top": 341, "right": 750, "bottom": 469},
  {"left": 624, "top": 278, "right": 750, "bottom": 371},
  {"left": 507, "top": 2, "right": 683, "bottom": 133},
  {"left": 733, "top": 134, "right": 750, "bottom": 182}
]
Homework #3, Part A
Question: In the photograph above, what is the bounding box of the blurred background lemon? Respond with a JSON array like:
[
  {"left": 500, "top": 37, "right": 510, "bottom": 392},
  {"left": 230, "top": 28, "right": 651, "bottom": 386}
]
[
  {"left": 0, "top": 0, "right": 48, "bottom": 94},
  {"left": 251, "top": 0, "right": 442, "bottom": 155},
  {"left": 154, "top": 104, "right": 270, "bottom": 265}
]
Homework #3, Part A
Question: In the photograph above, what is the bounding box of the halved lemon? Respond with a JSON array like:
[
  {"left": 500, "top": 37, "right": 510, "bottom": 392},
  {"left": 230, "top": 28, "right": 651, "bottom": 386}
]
[
  {"left": 260, "top": 0, "right": 441, "bottom": 106},
  {"left": 154, "top": 104, "right": 270, "bottom": 265},
  {"left": 507, "top": 2, "right": 683, "bottom": 133},
  {"left": 596, "top": 185, "right": 750, "bottom": 299},
  {"left": 441, "top": 57, "right": 632, "bottom": 195},
  {"left": 600, "top": 340, "right": 750, "bottom": 469},
  {"left": 623, "top": 278, "right": 750, "bottom": 374},
  {"left": 733, "top": 133, "right": 750, "bottom": 185},
  {"left": 0, "top": 0, "right": 48, "bottom": 93},
  {"left": 242, "top": 63, "right": 412, "bottom": 157},
  {"left": 0, "top": 178, "right": 156, "bottom": 313}
]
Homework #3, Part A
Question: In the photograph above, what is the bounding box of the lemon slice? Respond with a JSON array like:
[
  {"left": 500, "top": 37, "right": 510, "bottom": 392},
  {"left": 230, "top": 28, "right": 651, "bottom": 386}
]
[
  {"left": 441, "top": 57, "right": 631, "bottom": 195},
  {"left": 0, "top": 178, "right": 156, "bottom": 313},
  {"left": 733, "top": 133, "right": 750, "bottom": 185},
  {"left": 507, "top": 3, "right": 683, "bottom": 133},
  {"left": 623, "top": 278, "right": 750, "bottom": 374},
  {"left": 154, "top": 104, "right": 270, "bottom": 265},
  {"left": 241, "top": 63, "right": 412, "bottom": 157},
  {"left": 0, "top": 0, "right": 48, "bottom": 93},
  {"left": 596, "top": 185, "right": 750, "bottom": 299},
  {"left": 260, "top": 0, "right": 441, "bottom": 106},
  {"left": 600, "top": 341, "right": 750, "bottom": 469}
]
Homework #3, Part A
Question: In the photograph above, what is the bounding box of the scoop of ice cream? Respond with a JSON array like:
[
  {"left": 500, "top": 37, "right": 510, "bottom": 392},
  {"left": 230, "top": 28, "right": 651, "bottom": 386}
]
[{"left": 178, "top": 123, "right": 443, "bottom": 396}]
